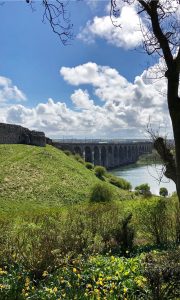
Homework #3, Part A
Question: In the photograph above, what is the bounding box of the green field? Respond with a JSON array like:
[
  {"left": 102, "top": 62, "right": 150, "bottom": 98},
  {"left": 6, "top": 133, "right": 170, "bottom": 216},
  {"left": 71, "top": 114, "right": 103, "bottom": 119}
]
[{"left": 0, "top": 144, "right": 131, "bottom": 213}]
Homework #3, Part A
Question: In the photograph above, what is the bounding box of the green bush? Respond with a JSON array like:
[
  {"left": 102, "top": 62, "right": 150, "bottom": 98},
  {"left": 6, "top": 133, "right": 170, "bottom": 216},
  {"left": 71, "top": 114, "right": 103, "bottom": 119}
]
[
  {"left": 73, "top": 153, "right": 85, "bottom": 164},
  {"left": 135, "top": 198, "right": 179, "bottom": 245},
  {"left": 135, "top": 183, "right": 151, "bottom": 197},
  {"left": 159, "top": 187, "right": 168, "bottom": 197},
  {"left": 94, "top": 166, "right": 106, "bottom": 178},
  {"left": 85, "top": 162, "right": 94, "bottom": 170},
  {"left": 144, "top": 249, "right": 180, "bottom": 299},
  {"left": 109, "top": 175, "right": 132, "bottom": 190},
  {"left": 63, "top": 149, "right": 72, "bottom": 156},
  {"left": 90, "top": 183, "right": 112, "bottom": 203}
]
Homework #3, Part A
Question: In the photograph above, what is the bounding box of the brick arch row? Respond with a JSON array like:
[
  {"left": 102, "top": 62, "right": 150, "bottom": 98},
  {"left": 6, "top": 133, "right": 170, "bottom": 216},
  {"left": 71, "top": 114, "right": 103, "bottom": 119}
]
[{"left": 71, "top": 143, "right": 152, "bottom": 169}]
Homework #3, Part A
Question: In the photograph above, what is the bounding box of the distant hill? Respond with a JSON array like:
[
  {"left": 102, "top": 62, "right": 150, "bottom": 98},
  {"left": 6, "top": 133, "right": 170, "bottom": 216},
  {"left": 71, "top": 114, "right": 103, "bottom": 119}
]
[{"left": 0, "top": 144, "right": 129, "bottom": 213}]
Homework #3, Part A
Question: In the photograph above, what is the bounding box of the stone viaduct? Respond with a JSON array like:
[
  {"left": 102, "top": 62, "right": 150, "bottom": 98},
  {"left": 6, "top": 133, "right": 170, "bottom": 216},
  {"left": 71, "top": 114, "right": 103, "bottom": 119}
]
[{"left": 53, "top": 140, "right": 153, "bottom": 169}]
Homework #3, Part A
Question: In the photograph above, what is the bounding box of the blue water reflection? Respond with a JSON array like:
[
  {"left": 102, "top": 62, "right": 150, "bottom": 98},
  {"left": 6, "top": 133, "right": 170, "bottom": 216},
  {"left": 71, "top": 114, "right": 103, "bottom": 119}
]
[{"left": 110, "top": 164, "right": 176, "bottom": 195}]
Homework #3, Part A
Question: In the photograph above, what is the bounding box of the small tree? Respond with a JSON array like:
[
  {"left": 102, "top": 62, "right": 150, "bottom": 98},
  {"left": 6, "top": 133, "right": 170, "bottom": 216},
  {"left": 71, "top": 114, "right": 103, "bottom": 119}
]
[
  {"left": 94, "top": 166, "right": 106, "bottom": 179},
  {"left": 135, "top": 183, "right": 151, "bottom": 197},
  {"left": 111, "top": 0, "right": 180, "bottom": 202},
  {"left": 159, "top": 187, "right": 168, "bottom": 197}
]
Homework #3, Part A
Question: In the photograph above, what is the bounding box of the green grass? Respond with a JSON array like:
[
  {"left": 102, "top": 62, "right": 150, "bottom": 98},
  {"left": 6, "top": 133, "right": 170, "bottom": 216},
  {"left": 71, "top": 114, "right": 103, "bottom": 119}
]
[{"left": 0, "top": 144, "right": 130, "bottom": 213}]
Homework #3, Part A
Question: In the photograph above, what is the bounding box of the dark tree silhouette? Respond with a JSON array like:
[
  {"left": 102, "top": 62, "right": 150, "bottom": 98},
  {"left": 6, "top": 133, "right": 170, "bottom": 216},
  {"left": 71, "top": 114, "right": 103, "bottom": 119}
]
[
  {"left": 26, "top": 0, "right": 73, "bottom": 44},
  {"left": 111, "top": 0, "right": 180, "bottom": 201}
]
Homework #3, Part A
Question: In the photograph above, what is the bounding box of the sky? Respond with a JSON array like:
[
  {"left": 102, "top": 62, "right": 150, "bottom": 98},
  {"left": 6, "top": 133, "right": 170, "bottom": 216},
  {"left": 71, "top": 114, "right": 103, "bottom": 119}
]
[{"left": 0, "top": 0, "right": 176, "bottom": 139}]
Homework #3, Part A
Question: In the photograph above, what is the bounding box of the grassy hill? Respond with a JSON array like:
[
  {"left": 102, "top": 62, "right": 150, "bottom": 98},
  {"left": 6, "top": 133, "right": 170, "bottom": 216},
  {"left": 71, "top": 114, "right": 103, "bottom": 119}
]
[{"left": 0, "top": 144, "right": 130, "bottom": 212}]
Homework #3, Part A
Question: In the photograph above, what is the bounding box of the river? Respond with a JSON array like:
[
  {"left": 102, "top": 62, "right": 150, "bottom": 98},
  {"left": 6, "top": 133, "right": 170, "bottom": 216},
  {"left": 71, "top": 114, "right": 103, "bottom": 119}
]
[{"left": 110, "top": 164, "right": 176, "bottom": 196}]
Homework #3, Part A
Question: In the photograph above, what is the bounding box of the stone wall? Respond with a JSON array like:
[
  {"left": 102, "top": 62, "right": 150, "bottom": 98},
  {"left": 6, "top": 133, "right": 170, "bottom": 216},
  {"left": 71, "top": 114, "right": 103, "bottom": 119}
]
[{"left": 0, "top": 123, "right": 46, "bottom": 147}]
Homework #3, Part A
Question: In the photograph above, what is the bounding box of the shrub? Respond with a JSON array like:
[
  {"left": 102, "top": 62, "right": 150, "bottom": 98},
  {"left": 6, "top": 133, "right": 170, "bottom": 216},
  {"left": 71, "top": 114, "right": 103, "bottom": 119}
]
[
  {"left": 144, "top": 249, "right": 180, "bottom": 299},
  {"left": 85, "top": 162, "right": 94, "bottom": 170},
  {"left": 136, "top": 198, "right": 174, "bottom": 245},
  {"left": 94, "top": 166, "right": 106, "bottom": 178},
  {"left": 63, "top": 149, "right": 72, "bottom": 156},
  {"left": 109, "top": 175, "right": 132, "bottom": 190},
  {"left": 90, "top": 183, "right": 112, "bottom": 203},
  {"left": 159, "top": 187, "right": 168, "bottom": 197},
  {"left": 135, "top": 183, "right": 151, "bottom": 197},
  {"left": 73, "top": 153, "right": 85, "bottom": 164}
]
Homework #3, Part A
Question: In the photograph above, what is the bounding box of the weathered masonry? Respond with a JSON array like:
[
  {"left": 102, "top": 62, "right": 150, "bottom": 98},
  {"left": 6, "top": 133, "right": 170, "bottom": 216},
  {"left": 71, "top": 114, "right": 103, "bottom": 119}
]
[
  {"left": 54, "top": 141, "right": 153, "bottom": 169},
  {"left": 0, "top": 123, "right": 47, "bottom": 147}
]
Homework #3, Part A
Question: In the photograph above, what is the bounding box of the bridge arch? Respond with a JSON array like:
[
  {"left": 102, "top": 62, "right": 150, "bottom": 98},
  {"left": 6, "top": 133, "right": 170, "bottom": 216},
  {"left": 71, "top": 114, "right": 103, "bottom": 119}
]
[
  {"left": 94, "top": 146, "right": 100, "bottom": 165},
  {"left": 101, "top": 146, "right": 107, "bottom": 167},
  {"left": 114, "top": 146, "right": 119, "bottom": 167},
  {"left": 128, "top": 146, "right": 132, "bottom": 161},
  {"left": 107, "top": 146, "right": 113, "bottom": 168},
  {"left": 74, "top": 146, "right": 83, "bottom": 156},
  {"left": 119, "top": 146, "right": 124, "bottom": 164},
  {"left": 85, "top": 146, "right": 92, "bottom": 163}
]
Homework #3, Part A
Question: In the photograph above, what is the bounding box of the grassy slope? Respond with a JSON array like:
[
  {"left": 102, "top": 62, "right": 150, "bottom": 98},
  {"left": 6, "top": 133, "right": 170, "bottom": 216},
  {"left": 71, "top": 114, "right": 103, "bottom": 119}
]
[{"left": 0, "top": 144, "right": 130, "bottom": 212}]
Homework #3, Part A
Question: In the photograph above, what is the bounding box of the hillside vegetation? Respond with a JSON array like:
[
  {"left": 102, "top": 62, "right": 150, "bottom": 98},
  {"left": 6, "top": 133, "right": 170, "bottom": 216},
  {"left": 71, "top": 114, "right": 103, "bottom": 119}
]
[
  {"left": 0, "top": 144, "right": 179, "bottom": 299},
  {"left": 0, "top": 144, "right": 130, "bottom": 212}
]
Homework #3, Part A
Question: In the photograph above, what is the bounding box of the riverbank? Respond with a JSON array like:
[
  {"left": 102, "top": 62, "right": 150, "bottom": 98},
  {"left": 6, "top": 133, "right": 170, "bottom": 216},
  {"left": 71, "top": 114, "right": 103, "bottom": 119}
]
[{"left": 110, "top": 163, "right": 176, "bottom": 195}]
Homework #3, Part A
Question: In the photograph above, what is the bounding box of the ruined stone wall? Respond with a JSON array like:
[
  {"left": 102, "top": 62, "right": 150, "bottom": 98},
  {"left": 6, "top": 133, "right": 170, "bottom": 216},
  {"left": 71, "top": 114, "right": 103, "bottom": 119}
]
[{"left": 0, "top": 123, "right": 46, "bottom": 147}]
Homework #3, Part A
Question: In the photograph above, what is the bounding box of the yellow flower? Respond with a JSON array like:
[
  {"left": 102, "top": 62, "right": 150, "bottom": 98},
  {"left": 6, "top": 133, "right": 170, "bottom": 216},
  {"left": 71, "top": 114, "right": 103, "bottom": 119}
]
[
  {"left": 0, "top": 284, "right": 7, "bottom": 289},
  {"left": 86, "top": 284, "right": 92, "bottom": 289},
  {"left": 77, "top": 273, "right": 81, "bottom": 279},
  {"left": 73, "top": 267, "right": 77, "bottom": 273},
  {"left": 25, "top": 293, "right": 29, "bottom": 297},
  {"left": 123, "top": 287, "right": 128, "bottom": 293},
  {"left": 42, "top": 270, "right": 48, "bottom": 277},
  {"left": 0, "top": 268, "right": 7, "bottom": 275},
  {"left": 94, "top": 288, "right": 99, "bottom": 294},
  {"left": 53, "top": 287, "right": 58, "bottom": 293}
]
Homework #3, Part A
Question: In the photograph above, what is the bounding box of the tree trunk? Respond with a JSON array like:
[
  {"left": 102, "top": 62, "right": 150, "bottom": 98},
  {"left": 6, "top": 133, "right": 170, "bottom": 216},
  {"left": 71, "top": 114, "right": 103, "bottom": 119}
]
[{"left": 167, "top": 69, "right": 180, "bottom": 202}]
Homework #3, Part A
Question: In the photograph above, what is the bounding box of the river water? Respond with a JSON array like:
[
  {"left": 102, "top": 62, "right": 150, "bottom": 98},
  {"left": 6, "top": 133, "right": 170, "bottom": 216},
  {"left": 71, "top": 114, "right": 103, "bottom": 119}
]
[{"left": 110, "top": 164, "right": 176, "bottom": 196}]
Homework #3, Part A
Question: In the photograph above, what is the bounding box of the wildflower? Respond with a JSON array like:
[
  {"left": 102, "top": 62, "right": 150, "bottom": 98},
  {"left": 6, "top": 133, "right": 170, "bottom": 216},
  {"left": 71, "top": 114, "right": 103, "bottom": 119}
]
[
  {"left": 86, "top": 284, "right": 92, "bottom": 289},
  {"left": 106, "top": 276, "right": 112, "bottom": 281},
  {"left": 0, "top": 284, "right": 7, "bottom": 289},
  {"left": 77, "top": 273, "right": 81, "bottom": 279},
  {"left": 42, "top": 270, "right": 48, "bottom": 277},
  {"left": 73, "top": 268, "right": 77, "bottom": 273},
  {"left": 94, "top": 288, "right": 99, "bottom": 294},
  {"left": 25, "top": 293, "right": 29, "bottom": 297},
  {"left": 0, "top": 268, "right": 7, "bottom": 275},
  {"left": 123, "top": 287, "right": 128, "bottom": 294},
  {"left": 53, "top": 287, "right": 58, "bottom": 293}
]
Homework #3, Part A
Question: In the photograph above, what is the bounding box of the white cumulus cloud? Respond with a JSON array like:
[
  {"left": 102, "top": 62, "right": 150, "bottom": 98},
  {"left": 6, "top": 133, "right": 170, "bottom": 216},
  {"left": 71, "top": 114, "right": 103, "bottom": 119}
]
[
  {"left": 0, "top": 62, "right": 173, "bottom": 138},
  {"left": 0, "top": 76, "right": 26, "bottom": 103},
  {"left": 78, "top": 4, "right": 143, "bottom": 49}
]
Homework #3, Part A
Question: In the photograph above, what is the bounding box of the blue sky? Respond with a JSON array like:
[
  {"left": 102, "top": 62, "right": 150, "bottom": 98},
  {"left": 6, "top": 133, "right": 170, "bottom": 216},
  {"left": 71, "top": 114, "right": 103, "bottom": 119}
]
[{"left": 0, "top": 1, "right": 172, "bottom": 138}]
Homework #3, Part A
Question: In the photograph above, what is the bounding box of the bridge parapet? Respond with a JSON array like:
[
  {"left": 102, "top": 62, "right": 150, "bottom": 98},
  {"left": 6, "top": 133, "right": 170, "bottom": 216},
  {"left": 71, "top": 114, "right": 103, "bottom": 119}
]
[{"left": 53, "top": 140, "right": 153, "bottom": 169}]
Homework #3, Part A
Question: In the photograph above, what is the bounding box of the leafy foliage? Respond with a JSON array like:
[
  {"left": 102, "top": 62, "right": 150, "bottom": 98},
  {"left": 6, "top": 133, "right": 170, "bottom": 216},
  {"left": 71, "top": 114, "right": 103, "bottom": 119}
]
[
  {"left": 159, "top": 187, "right": 168, "bottom": 197},
  {"left": 135, "top": 183, "right": 151, "bottom": 197},
  {"left": 94, "top": 166, "right": 106, "bottom": 179},
  {"left": 85, "top": 162, "right": 94, "bottom": 170},
  {"left": 90, "top": 183, "right": 113, "bottom": 203},
  {"left": 109, "top": 174, "right": 132, "bottom": 190}
]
